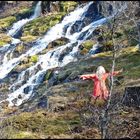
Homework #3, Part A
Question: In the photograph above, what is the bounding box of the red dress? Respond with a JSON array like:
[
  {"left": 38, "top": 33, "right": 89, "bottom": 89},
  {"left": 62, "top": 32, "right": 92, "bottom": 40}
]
[{"left": 81, "top": 71, "right": 120, "bottom": 100}]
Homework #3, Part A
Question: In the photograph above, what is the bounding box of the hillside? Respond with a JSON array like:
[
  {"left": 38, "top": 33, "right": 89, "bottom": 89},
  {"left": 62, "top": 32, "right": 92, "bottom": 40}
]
[{"left": 0, "top": 1, "right": 140, "bottom": 139}]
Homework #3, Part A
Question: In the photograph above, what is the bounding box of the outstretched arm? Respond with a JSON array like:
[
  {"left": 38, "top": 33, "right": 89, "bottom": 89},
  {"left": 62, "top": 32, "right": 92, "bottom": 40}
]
[
  {"left": 109, "top": 69, "right": 123, "bottom": 76},
  {"left": 80, "top": 74, "right": 96, "bottom": 80}
]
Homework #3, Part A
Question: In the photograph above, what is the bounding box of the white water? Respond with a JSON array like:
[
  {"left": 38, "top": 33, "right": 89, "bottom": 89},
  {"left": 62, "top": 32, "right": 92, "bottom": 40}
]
[
  {"left": 7, "top": 2, "right": 108, "bottom": 107},
  {"left": 0, "top": 2, "right": 93, "bottom": 80},
  {"left": 0, "top": 2, "right": 127, "bottom": 107},
  {"left": 7, "top": 1, "right": 42, "bottom": 37},
  {"left": 0, "top": 1, "right": 42, "bottom": 79}
]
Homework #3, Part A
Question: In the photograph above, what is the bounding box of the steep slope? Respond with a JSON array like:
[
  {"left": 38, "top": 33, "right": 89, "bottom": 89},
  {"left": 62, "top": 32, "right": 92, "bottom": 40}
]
[{"left": 0, "top": 1, "right": 140, "bottom": 139}]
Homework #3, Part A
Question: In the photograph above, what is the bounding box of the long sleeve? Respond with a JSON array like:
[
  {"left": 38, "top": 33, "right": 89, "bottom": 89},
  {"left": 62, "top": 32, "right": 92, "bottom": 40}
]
[
  {"left": 109, "top": 71, "right": 120, "bottom": 76},
  {"left": 80, "top": 74, "right": 96, "bottom": 80}
]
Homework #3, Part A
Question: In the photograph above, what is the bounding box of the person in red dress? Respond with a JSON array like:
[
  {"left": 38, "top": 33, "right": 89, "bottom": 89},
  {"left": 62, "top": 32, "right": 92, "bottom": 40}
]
[{"left": 80, "top": 66, "right": 122, "bottom": 100}]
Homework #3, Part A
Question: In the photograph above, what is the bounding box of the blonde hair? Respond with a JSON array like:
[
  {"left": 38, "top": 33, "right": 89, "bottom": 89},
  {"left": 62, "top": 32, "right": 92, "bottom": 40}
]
[{"left": 96, "top": 66, "right": 106, "bottom": 80}]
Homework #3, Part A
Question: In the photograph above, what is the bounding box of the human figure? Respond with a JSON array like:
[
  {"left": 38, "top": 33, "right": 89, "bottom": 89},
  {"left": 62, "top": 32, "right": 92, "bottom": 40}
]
[{"left": 80, "top": 66, "right": 122, "bottom": 101}]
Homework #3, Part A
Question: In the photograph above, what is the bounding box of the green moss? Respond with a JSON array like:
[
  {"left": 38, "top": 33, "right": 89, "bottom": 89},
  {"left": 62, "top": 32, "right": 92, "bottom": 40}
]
[
  {"left": 18, "top": 8, "right": 33, "bottom": 16},
  {"left": 48, "top": 37, "right": 69, "bottom": 49},
  {"left": 21, "top": 12, "right": 65, "bottom": 40},
  {"left": 20, "top": 35, "right": 37, "bottom": 43},
  {"left": 0, "top": 33, "right": 12, "bottom": 46},
  {"left": 45, "top": 70, "right": 53, "bottom": 80},
  {"left": 102, "top": 40, "right": 113, "bottom": 51},
  {"left": 0, "top": 110, "right": 80, "bottom": 138},
  {"left": 15, "top": 44, "right": 25, "bottom": 53},
  {"left": 30, "top": 55, "right": 38, "bottom": 63},
  {"left": 60, "top": 1, "right": 78, "bottom": 12},
  {"left": 80, "top": 40, "right": 97, "bottom": 55},
  {"left": 82, "top": 40, "right": 96, "bottom": 50},
  {"left": 11, "top": 131, "right": 39, "bottom": 139},
  {"left": 0, "top": 16, "right": 16, "bottom": 30}
]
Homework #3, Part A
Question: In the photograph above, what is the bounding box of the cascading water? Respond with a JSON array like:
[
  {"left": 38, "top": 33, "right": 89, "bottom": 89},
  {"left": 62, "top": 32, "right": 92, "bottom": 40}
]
[
  {"left": 0, "top": 1, "right": 41, "bottom": 62},
  {"left": 0, "top": 2, "right": 127, "bottom": 107},
  {"left": 7, "top": 1, "right": 42, "bottom": 37},
  {"left": 0, "top": 1, "right": 42, "bottom": 79}
]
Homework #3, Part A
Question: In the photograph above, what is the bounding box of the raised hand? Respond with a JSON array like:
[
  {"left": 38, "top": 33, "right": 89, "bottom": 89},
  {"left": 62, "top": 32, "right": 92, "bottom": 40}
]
[{"left": 80, "top": 75, "right": 86, "bottom": 80}]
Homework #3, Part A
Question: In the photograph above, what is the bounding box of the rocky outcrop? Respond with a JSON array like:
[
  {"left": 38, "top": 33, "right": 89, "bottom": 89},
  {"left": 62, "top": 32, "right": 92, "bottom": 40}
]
[
  {"left": 41, "top": 1, "right": 78, "bottom": 14},
  {"left": 69, "top": 2, "right": 103, "bottom": 35}
]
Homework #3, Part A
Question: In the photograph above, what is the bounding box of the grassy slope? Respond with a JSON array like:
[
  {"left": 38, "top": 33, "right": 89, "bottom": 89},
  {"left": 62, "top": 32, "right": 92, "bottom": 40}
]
[{"left": 0, "top": 46, "right": 140, "bottom": 139}]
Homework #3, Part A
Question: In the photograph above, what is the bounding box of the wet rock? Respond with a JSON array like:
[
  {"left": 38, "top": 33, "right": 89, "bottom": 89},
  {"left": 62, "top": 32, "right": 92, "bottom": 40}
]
[
  {"left": 58, "top": 46, "right": 73, "bottom": 62},
  {"left": 37, "top": 96, "right": 48, "bottom": 108},
  {"left": 8, "top": 71, "right": 19, "bottom": 83},
  {"left": 48, "top": 72, "right": 59, "bottom": 87},
  {"left": 47, "top": 37, "right": 70, "bottom": 49},
  {"left": 24, "top": 86, "right": 30, "bottom": 94},
  {"left": 70, "top": 2, "right": 102, "bottom": 35},
  {"left": 12, "top": 98, "right": 18, "bottom": 106}
]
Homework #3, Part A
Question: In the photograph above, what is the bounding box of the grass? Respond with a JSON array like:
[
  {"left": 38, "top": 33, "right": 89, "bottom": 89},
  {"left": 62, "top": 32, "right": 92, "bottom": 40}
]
[{"left": 0, "top": 109, "right": 80, "bottom": 139}]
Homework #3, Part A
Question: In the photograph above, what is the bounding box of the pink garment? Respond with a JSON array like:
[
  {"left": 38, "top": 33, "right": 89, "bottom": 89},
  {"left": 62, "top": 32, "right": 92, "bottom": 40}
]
[{"left": 81, "top": 71, "right": 120, "bottom": 100}]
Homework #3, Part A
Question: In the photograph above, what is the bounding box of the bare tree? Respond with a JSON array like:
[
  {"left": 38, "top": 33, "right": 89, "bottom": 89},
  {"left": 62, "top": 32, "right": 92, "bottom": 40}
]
[{"left": 98, "top": 1, "right": 140, "bottom": 138}]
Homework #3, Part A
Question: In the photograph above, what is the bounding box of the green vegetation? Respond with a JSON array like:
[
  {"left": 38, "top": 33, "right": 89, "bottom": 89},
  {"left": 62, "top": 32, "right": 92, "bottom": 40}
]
[
  {"left": 21, "top": 35, "right": 37, "bottom": 43},
  {"left": 60, "top": 1, "right": 78, "bottom": 12},
  {"left": 0, "top": 110, "right": 80, "bottom": 139},
  {"left": 16, "top": 8, "right": 33, "bottom": 20},
  {"left": 45, "top": 70, "right": 53, "bottom": 80},
  {"left": 80, "top": 40, "right": 97, "bottom": 55},
  {"left": 0, "top": 33, "right": 12, "bottom": 46},
  {"left": 30, "top": 55, "right": 38, "bottom": 63},
  {"left": 0, "top": 16, "right": 16, "bottom": 31},
  {"left": 21, "top": 13, "right": 65, "bottom": 42}
]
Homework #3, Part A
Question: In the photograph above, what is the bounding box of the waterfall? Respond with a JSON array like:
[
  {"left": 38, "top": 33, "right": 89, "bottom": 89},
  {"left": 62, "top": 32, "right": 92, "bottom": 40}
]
[
  {"left": 31, "top": 1, "right": 42, "bottom": 19},
  {"left": 0, "top": 2, "right": 93, "bottom": 80},
  {"left": 0, "top": 1, "right": 42, "bottom": 79},
  {"left": 5, "top": 2, "right": 107, "bottom": 107},
  {"left": 7, "top": 1, "right": 42, "bottom": 37},
  {"left": 0, "top": 2, "right": 127, "bottom": 107}
]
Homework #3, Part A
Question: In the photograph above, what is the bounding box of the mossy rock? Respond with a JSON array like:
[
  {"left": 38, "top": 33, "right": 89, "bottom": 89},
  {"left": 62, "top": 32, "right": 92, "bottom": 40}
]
[
  {"left": 48, "top": 37, "right": 70, "bottom": 49},
  {"left": 80, "top": 40, "right": 97, "bottom": 55},
  {"left": 30, "top": 55, "right": 38, "bottom": 63},
  {"left": 0, "top": 33, "right": 12, "bottom": 46},
  {"left": 60, "top": 1, "right": 78, "bottom": 12},
  {"left": 114, "top": 31, "right": 123, "bottom": 39},
  {"left": 14, "top": 63, "right": 33, "bottom": 73},
  {"left": 20, "top": 35, "right": 37, "bottom": 43},
  {"left": 15, "top": 44, "right": 25, "bottom": 54},
  {"left": 57, "top": 69, "right": 72, "bottom": 81},
  {"left": 22, "top": 12, "right": 65, "bottom": 39},
  {"left": 0, "top": 16, "right": 16, "bottom": 31}
]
